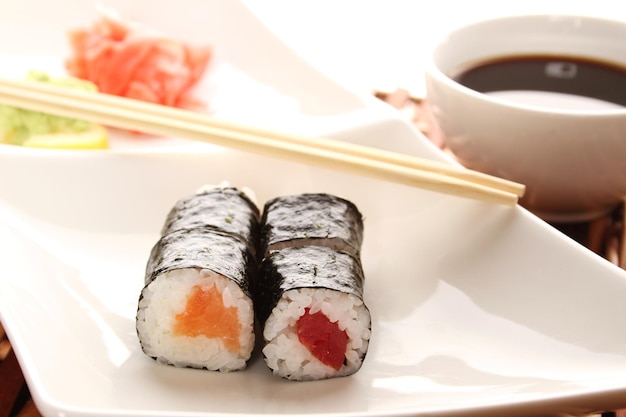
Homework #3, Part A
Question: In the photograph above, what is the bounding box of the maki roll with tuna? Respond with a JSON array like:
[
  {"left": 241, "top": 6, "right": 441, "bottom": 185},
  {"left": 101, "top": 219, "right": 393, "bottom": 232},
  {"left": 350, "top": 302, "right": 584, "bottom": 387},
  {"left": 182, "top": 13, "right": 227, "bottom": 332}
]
[
  {"left": 259, "top": 193, "right": 363, "bottom": 258},
  {"left": 256, "top": 193, "right": 371, "bottom": 381},
  {"left": 258, "top": 246, "right": 371, "bottom": 381},
  {"left": 136, "top": 185, "right": 259, "bottom": 372}
]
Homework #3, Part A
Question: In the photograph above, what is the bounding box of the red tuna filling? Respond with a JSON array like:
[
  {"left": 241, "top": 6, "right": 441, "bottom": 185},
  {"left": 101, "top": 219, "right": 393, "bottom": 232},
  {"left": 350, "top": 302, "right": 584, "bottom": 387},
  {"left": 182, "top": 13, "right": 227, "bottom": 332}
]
[{"left": 297, "top": 308, "right": 348, "bottom": 370}]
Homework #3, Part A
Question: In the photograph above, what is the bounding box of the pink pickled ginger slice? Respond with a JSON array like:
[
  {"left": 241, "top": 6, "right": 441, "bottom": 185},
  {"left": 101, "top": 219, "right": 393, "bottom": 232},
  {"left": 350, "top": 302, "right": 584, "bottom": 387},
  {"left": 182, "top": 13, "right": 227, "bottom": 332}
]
[{"left": 66, "top": 14, "right": 211, "bottom": 109}]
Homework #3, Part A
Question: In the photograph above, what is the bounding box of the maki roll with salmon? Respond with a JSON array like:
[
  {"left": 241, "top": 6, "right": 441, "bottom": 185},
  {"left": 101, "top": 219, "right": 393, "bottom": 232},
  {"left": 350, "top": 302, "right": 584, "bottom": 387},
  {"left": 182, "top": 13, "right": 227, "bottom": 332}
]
[
  {"left": 256, "top": 193, "right": 371, "bottom": 381},
  {"left": 136, "top": 185, "right": 259, "bottom": 372},
  {"left": 161, "top": 185, "right": 260, "bottom": 254}
]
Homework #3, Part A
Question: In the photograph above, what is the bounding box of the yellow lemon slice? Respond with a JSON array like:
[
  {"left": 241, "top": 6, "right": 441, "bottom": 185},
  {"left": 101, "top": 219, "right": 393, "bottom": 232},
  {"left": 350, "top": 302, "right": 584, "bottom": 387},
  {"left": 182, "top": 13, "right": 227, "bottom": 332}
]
[{"left": 22, "top": 125, "right": 109, "bottom": 149}]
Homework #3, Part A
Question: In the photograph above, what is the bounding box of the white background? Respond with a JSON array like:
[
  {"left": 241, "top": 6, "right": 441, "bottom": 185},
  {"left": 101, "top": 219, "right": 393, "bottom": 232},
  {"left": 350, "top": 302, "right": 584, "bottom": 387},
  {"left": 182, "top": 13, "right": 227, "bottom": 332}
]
[{"left": 244, "top": 1, "right": 625, "bottom": 96}]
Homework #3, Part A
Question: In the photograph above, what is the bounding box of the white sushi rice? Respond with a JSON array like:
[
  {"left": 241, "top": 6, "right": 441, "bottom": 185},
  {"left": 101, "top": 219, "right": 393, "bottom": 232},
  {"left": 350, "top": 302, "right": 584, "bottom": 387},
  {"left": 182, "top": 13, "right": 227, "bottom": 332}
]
[
  {"left": 136, "top": 267, "right": 255, "bottom": 372},
  {"left": 262, "top": 288, "right": 371, "bottom": 381}
]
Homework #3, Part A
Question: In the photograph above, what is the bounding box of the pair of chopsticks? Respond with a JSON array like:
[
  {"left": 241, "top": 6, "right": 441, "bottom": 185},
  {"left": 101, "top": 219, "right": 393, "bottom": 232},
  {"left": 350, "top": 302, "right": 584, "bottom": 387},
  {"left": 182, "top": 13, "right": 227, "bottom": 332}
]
[{"left": 0, "top": 77, "right": 525, "bottom": 205}]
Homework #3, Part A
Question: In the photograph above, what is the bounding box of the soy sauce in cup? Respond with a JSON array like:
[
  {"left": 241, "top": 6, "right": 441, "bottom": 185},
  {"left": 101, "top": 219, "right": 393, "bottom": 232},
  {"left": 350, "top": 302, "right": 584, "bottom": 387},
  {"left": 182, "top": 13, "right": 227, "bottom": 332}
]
[
  {"left": 451, "top": 55, "right": 626, "bottom": 110},
  {"left": 424, "top": 14, "right": 626, "bottom": 221}
]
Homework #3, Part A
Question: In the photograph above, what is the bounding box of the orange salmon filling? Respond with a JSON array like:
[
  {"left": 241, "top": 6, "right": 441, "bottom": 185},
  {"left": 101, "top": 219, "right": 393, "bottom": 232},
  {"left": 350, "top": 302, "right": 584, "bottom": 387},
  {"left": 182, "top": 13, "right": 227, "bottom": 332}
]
[{"left": 174, "top": 284, "right": 241, "bottom": 352}]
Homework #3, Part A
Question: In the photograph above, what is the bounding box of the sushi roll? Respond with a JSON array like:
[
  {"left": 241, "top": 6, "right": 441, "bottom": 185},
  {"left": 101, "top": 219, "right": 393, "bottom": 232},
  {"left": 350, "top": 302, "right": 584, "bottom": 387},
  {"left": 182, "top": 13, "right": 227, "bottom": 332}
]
[
  {"left": 256, "top": 193, "right": 371, "bottom": 381},
  {"left": 257, "top": 246, "right": 371, "bottom": 381},
  {"left": 259, "top": 193, "right": 363, "bottom": 258},
  {"left": 136, "top": 185, "right": 259, "bottom": 372},
  {"left": 161, "top": 186, "right": 260, "bottom": 256}
]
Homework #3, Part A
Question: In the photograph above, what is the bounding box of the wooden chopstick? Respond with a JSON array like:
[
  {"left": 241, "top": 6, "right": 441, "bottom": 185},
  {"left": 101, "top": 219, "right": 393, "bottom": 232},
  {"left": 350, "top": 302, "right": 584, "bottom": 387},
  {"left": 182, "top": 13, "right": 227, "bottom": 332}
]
[
  {"left": 0, "top": 77, "right": 524, "bottom": 206},
  {"left": 2, "top": 78, "right": 525, "bottom": 198}
]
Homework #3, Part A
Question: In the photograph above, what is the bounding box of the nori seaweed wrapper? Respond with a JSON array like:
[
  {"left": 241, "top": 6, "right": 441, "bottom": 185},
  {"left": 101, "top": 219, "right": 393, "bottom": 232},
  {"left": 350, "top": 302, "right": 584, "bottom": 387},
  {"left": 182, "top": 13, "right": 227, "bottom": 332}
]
[
  {"left": 161, "top": 187, "right": 260, "bottom": 257},
  {"left": 255, "top": 245, "right": 366, "bottom": 326},
  {"left": 259, "top": 193, "right": 363, "bottom": 258},
  {"left": 144, "top": 226, "right": 256, "bottom": 298}
]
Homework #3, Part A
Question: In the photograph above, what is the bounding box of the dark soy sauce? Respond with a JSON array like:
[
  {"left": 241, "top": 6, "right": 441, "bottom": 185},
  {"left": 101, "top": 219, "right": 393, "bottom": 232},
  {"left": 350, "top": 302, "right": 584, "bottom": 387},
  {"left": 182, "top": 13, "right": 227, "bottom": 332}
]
[{"left": 451, "top": 55, "right": 626, "bottom": 110}]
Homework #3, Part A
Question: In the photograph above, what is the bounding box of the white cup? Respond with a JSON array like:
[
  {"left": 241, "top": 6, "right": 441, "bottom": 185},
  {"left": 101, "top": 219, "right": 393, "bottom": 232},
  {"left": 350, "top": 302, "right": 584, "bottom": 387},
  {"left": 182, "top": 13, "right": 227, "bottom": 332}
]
[{"left": 424, "top": 14, "right": 626, "bottom": 222}]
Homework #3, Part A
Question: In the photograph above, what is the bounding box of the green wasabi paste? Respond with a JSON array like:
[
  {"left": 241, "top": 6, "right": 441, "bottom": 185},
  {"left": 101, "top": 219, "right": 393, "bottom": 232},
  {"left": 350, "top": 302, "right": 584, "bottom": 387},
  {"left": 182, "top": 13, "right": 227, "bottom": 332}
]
[{"left": 0, "top": 71, "right": 97, "bottom": 145}]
